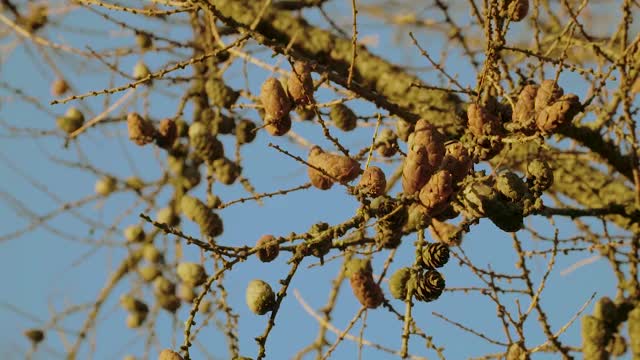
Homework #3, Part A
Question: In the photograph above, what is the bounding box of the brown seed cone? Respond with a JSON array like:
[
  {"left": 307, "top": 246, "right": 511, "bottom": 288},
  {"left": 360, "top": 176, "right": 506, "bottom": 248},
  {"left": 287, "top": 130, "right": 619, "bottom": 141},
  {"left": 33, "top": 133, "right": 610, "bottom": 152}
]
[
  {"left": 330, "top": 103, "right": 358, "bottom": 131},
  {"left": 24, "top": 328, "right": 45, "bottom": 344},
  {"left": 402, "top": 146, "right": 431, "bottom": 195},
  {"left": 158, "top": 349, "right": 184, "bottom": 360},
  {"left": 188, "top": 122, "right": 224, "bottom": 163},
  {"left": 205, "top": 78, "right": 239, "bottom": 108},
  {"left": 404, "top": 203, "right": 430, "bottom": 232},
  {"left": 396, "top": 118, "right": 414, "bottom": 142},
  {"left": 357, "top": 166, "right": 387, "bottom": 197},
  {"left": 421, "top": 242, "right": 450, "bottom": 269},
  {"left": 508, "top": 0, "right": 529, "bottom": 22},
  {"left": 441, "top": 141, "right": 472, "bottom": 186},
  {"left": 419, "top": 170, "right": 454, "bottom": 216},
  {"left": 467, "top": 103, "right": 501, "bottom": 137},
  {"left": 127, "top": 112, "right": 156, "bottom": 146},
  {"left": 512, "top": 84, "right": 539, "bottom": 135},
  {"left": 212, "top": 157, "right": 241, "bottom": 185},
  {"left": 534, "top": 79, "right": 564, "bottom": 113},
  {"left": 51, "top": 79, "right": 69, "bottom": 97},
  {"left": 413, "top": 270, "right": 445, "bottom": 302},
  {"left": 349, "top": 261, "right": 384, "bottom": 309},
  {"left": 261, "top": 77, "right": 292, "bottom": 123},
  {"left": 536, "top": 94, "right": 581, "bottom": 135},
  {"left": 256, "top": 234, "right": 279, "bottom": 263},
  {"left": 375, "top": 128, "right": 398, "bottom": 157},
  {"left": 180, "top": 195, "right": 224, "bottom": 237},
  {"left": 236, "top": 119, "right": 257, "bottom": 144},
  {"left": 264, "top": 113, "right": 292, "bottom": 136},
  {"left": 429, "top": 218, "right": 462, "bottom": 246},
  {"left": 246, "top": 279, "right": 276, "bottom": 315},
  {"left": 307, "top": 146, "right": 334, "bottom": 190},
  {"left": 410, "top": 119, "right": 446, "bottom": 170},
  {"left": 156, "top": 118, "right": 177, "bottom": 149},
  {"left": 287, "top": 61, "right": 315, "bottom": 106},
  {"left": 308, "top": 146, "right": 362, "bottom": 184}
]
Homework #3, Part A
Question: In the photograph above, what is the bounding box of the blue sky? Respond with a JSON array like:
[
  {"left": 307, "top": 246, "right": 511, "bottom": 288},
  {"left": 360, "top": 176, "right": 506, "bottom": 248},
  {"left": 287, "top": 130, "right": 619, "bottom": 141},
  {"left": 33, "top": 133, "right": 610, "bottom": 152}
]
[{"left": 0, "top": 1, "right": 630, "bottom": 359}]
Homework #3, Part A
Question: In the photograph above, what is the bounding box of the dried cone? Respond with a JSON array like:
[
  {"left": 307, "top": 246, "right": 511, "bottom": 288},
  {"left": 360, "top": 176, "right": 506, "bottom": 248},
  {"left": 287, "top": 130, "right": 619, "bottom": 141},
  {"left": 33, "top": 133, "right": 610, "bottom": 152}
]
[
  {"left": 264, "top": 113, "right": 292, "bottom": 136},
  {"left": 133, "top": 61, "right": 151, "bottom": 80},
  {"left": 205, "top": 78, "right": 239, "bottom": 108},
  {"left": 606, "top": 334, "right": 627, "bottom": 357},
  {"left": 388, "top": 267, "right": 412, "bottom": 300},
  {"left": 287, "top": 61, "right": 314, "bottom": 106},
  {"left": 413, "top": 270, "right": 445, "bottom": 302},
  {"left": 126, "top": 311, "right": 147, "bottom": 328},
  {"left": 347, "top": 258, "right": 384, "bottom": 309},
  {"left": 127, "top": 112, "right": 156, "bottom": 146},
  {"left": 506, "top": 343, "right": 527, "bottom": 360},
  {"left": 421, "top": 242, "right": 450, "bottom": 269},
  {"left": 212, "top": 157, "right": 241, "bottom": 185},
  {"left": 306, "top": 222, "right": 333, "bottom": 258},
  {"left": 138, "top": 265, "right": 160, "bottom": 282},
  {"left": 536, "top": 94, "right": 581, "bottom": 135},
  {"left": 357, "top": 166, "right": 386, "bottom": 197},
  {"left": 630, "top": 305, "right": 640, "bottom": 357},
  {"left": 507, "top": 0, "right": 529, "bottom": 22},
  {"left": 581, "top": 315, "right": 609, "bottom": 360},
  {"left": 527, "top": 159, "right": 554, "bottom": 193},
  {"left": 330, "top": 104, "right": 357, "bottom": 131},
  {"left": 419, "top": 170, "right": 454, "bottom": 216},
  {"left": 51, "top": 78, "right": 69, "bottom": 97},
  {"left": 307, "top": 146, "right": 362, "bottom": 185},
  {"left": 119, "top": 295, "right": 149, "bottom": 313},
  {"left": 430, "top": 218, "right": 462, "bottom": 246},
  {"left": 176, "top": 262, "right": 207, "bottom": 286},
  {"left": 188, "top": 122, "right": 224, "bottom": 163},
  {"left": 124, "top": 225, "right": 145, "bottom": 243},
  {"left": 142, "top": 244, "right": 163, "bottom": 263},
  {"left": 24, "top": 329, "right": 44, "bottom": 344},
  {"left": 375, "top": 224, "right": 403, "bottom": 249},
  {"left": 467, "top": 103, "right": 502, "bottom": 138},
  {"left": 410, "top": 119, "right": 446, "bottom": 170},
  {"left": 153, "top": 277, "right": 176, "bottom": 296},
  {"left": 496, "top": 171, "right": 528, "bottom": 202},
  {"left": 180, "top": 195, "right": 224, "bottom": 237},
  {"left": 396, "top": 118, "right": 414, "bottom": 142},
  {"left": 375, "top": 128, "right": 398, "bottom": 157},
  {"left": 441, "top": 141, "right": 472, "bottom": 186},
  {"left": 158, "top": 294, "right": 181, "bottom": 313},
  {"left": 261, "top": 77, "right": 292, "bottom": 135},
  {"left": 158, "top": 349, "right": 184, "bottom": 360},
  {"left": 236, "top": 119, "right": 257, "bottom": 144},
  {"left": 256, "top": 235, "right": 280, "bottom": 263},
  {"left": 178, "top": 284, "right": 197, "bottom": 303},
  {"left": 245, "top": 279, "right": 276, "bottom": 315},
  {"left": 307, "top": 147, "right": 334, "bottom": 190},
  {"left": 95, "top": 176, "right": 117, "bottom": 196},
  {"left": 534, "top": 80, "right": 564, "bottom": 113},
  {"left": 156, "top": 118, "right": 177, "bottom": 149},
  {"left": 136, "top": 33, "right": 152, "bottom": 50},
  {"left": 512, "top": 84, "right": 539, "bottom": 135},
  {"left": 402, "top": 146, "right": 430, "bottom": 195},
  {"left": 56, "top": 107, "right": 85, "bottom": 134}
]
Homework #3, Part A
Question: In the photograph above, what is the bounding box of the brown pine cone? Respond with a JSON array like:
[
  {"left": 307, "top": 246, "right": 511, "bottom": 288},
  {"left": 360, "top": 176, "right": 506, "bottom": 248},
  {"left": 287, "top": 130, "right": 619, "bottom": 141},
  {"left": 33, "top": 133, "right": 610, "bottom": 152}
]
[
  {"left": 307, "top": 146, "right": 334, "bottom": 190},
  {"left": 409, "top": 119, "right": 446, "bottom": 171},
  {"left": 127, "top": 112, "right": 156, "bottom": 146},
  {"left": 205, "top": 77, "right": 239, "bottom": 109},
  {"left": 180, "top": 195, "right": 224, "bottom": 237},
  {"left": 256, "top": 234, "right": 280, "bottom": 263},
  {"left": 440, "top": 141, "right": 472, "bottom": 186},
  {"left": 51, "top": 78, "right": 69, "bottom": 97},
  {"left": 330, "top": 104, "right": 357, "bottom": 131},
  {"left": 402, "top": 146, "right": 430, "bottom": 195},
  {"left": 536, "top": 94, "right": 581, "bottom": 135},
  {"left": 534, "top": 80, "right": 564, "bottom": 113},
  {"left": 421, "top": 242, "right": 450, "bottom": 269},
  {"left": 511, "top": 84, "right": 539, "bottom": 135},
  {"left": 419, "top": 170, "right": 454, "bottom": 216},
  {"left": 212, "top": 157, "right": 241, "bottom": 185},
  {"left": 287, "top": 61, "right": 314, "bottom": 106},
  {"left": 307, "top": 146, "right": 362, "bottom": 184},
  {"left": 357, "top": 166, "right": 386, "bottom": 197},
  {"left": 413, "top": 270, "right": 445, "bottom": 302},
  {"left": 261, "top": 77, "right": 292, "bottom": 127},
  {"left": 508, "top": 0, "right": 529, "bottom": 22},
  {"left": 348, "top": 258, "right": 384, "bottom": 309},
  {"left": 375, "top": 128, "right": 398, "bottom": 157},
  {"left": 188, "top": 122, "right": 224, "bottom": 163},
  {"left": 156, "top": 118, "right": 177, "bottom": 149}
]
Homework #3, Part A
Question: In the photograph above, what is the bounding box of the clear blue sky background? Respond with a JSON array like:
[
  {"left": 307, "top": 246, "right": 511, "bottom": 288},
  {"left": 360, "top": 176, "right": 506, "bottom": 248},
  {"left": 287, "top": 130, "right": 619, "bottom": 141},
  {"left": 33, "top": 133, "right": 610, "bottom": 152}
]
[{"left": 0, "top": 1, "right": 628, "bottom": 359}]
